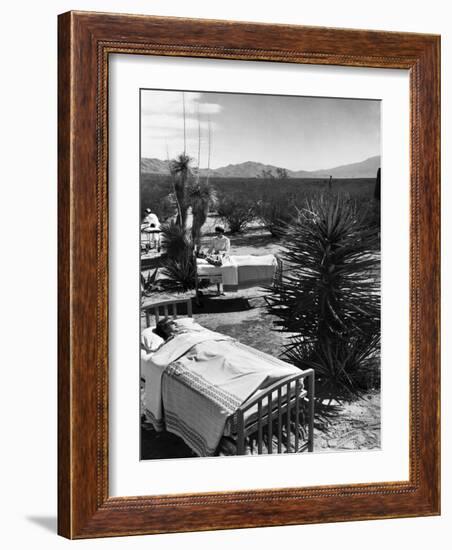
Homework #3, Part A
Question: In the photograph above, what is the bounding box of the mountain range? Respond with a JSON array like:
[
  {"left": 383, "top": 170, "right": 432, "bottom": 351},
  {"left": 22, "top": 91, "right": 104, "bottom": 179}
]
[{"left": 140, "top": 155, "right": 380, "bottom": 179}]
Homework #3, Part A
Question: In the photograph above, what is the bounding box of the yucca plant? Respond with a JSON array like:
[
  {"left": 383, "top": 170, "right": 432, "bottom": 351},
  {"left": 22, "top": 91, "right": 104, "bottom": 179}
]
[
  {"left": 189, "top": 179, "right": 217, "bottom": 248},
  {"left": 267, "top": 194, "right": 380, "bottom": 410},
  {"left": 169, "top": 153, "right": 193, "bottom": 228},
  {"left": 160, "top": 221, "right": 191, "bottom": 258},
  {"left": 140, "top": 268, "right": 160, "bottom": 298},
  {"left": 160, "top": 221, "right": 196, "bottom": 291},
  {"left": 161, "top": 251, "right": 197, "bottom": 291}
]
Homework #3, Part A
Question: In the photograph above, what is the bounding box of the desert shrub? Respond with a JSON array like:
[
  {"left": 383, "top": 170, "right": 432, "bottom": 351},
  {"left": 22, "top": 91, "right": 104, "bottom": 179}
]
[
  {"left": 358, "top": 197, "right": 380, "bottom": 233},
  {"left": 257, "top": 193, "right": 301, "bottom": 237},
  {"left": 217, "top": 194, "right": 255, "bottom": 233},
  {"left": 160, "top": 221, "right": 196, "bottom": 291},
  {"left": 267, "top": 194, "right": 380, "bottom": 410}
]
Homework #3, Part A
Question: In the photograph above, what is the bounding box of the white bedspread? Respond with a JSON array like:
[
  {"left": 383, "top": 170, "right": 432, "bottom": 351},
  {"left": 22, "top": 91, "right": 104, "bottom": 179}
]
[{"left": 196, "top": 254, "right": 277, "bottom": 290}]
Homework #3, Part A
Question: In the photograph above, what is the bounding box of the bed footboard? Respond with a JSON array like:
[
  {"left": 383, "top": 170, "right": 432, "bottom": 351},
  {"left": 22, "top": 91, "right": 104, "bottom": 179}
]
[{"left": 235, "top": 369, "right": 315, "bottom": 455}]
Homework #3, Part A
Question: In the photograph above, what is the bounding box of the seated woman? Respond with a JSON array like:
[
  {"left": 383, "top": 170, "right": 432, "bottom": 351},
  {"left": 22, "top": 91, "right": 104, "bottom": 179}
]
[
  {"left": 142, "top": 208, "right": 161, "bottom": 252},
  {"left": 208, "top": 225, "right": 230, "bottom": 256}
]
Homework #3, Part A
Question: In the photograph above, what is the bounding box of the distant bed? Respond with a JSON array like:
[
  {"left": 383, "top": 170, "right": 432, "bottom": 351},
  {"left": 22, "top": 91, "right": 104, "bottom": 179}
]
[
  {"left": 140, "top": 298, "right": 314, "bottom": 457},
  {"left": 196, "top": 254, "right": 280, "bottom": 292}
]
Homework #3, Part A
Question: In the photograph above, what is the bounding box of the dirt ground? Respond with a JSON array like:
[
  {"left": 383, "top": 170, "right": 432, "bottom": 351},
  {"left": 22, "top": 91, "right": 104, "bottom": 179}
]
[
  {"left": 314, "top": 392, "right": 381, "bottom": 452},
  {"left": 140, "top": 391, "right": 381, "bottom": 459}
]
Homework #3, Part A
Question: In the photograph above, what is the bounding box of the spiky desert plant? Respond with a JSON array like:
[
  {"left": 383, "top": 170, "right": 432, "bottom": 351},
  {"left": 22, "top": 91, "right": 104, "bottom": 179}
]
[
  {"left": 189, "top": 180, "right": 217, "bottom": 248},
  {"left": 140, "top": 268, "right": 160, "bottom": 298},
  {"left": 160, "top": 220, "right": 191, "bottom": 258},
  {"left": 160, "top": 221, "right": 196, "bottom": 291},
  {"left": 267, "top": 194, "right": 380, "bottom": 406},
  {"left": 169, "top": 153, "right": 192, "bottom": 228},
  {"left": 161, "top": 250, "right": 197, "bottom": 291}
]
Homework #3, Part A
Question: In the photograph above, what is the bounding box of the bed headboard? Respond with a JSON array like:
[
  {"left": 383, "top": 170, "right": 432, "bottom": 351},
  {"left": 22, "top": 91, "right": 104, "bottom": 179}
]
[{"left": 141, "top": 298, "right": 193, "bottom": 328}]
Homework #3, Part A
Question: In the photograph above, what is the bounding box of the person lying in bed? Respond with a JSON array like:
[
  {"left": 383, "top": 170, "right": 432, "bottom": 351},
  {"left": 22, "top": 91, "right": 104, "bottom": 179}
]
[
  {"left": 141, "top": 319, "right": 175, "bottom": 355},
  {"left": 141, "top": 318, "right": 197, "bottom": 355},
  {"left": 154, "top": 319, "right": 176, "bottom": 341}
]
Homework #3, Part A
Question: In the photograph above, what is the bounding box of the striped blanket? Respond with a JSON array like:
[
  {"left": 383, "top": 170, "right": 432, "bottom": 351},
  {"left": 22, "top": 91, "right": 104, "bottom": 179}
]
[{"left": 141, "top": 327, "right": 299, "bottom": 456}]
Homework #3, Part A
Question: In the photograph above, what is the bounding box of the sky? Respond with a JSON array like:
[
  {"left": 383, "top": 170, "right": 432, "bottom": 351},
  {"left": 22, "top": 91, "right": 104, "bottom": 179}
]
[{"left": 140, "top": 89, "right": 380, "bottom": 171}]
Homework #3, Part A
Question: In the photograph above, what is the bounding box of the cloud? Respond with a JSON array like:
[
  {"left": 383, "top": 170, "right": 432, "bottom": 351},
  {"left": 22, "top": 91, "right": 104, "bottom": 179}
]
[
  {"left": 142, "top": 114, "right": 217, "bottom": 133},
  {"left": 197, "top": 103, "right": 222, "bottom": 115},
  {"left": 141, "top": 90, "right": 221, "bottom": 118}
]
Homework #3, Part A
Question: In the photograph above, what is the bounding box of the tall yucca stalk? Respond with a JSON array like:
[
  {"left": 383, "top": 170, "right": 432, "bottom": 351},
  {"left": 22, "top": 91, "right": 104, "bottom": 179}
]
[{"left": 268, "top": 194, "right": 380, "bottom": 405}]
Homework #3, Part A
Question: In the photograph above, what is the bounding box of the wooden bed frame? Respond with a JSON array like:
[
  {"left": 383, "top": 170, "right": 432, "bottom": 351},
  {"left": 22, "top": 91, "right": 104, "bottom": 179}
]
[{"left": 141, "top": 297, "right": 314, "bottom": 455}]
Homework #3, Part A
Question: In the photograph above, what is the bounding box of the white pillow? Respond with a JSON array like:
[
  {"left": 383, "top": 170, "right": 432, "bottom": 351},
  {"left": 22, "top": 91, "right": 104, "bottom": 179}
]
[{"left": 141, "top": 327, "right": 164, "bottom": 353}]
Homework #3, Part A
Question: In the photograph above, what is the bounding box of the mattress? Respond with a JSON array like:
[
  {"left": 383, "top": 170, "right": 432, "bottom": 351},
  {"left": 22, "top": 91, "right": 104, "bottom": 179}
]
[{"left": 196, "top": 254, "right": 277, "bottom": 291}]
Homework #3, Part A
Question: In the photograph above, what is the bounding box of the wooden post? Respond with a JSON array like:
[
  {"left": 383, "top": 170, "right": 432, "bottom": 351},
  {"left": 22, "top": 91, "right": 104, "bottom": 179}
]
[
  {"left": 286, "top": 382, "right": 291, "bottom": 453},
  {"left": 277, "top": 388, "right": 282, "bottom": 453},
  {"left": 294, "top": 379, "right": 300, "bottom": 452},
  {"left": 307, "top": 371, "right": 315, "bottom": 452},
  {"left": 267, "top": 393, "right": 273, "bottom": 454},
  {"left": 257, "top": 401, "right": 263, "bottom": 454},
  {"left": 236, "top": 412, "right": 245, "bottom": 455}
]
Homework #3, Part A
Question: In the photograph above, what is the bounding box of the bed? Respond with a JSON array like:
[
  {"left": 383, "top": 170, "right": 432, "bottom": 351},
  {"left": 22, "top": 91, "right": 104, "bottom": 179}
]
[
  {"left": 140, "top": 298, "right": 314, "bottom": 457},
  {"left": 196, "top": 254, "right": 280, "bottom": 292}
]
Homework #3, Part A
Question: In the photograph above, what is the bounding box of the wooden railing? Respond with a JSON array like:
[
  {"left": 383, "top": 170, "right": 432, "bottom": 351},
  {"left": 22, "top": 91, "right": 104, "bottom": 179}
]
[{"left": 142, "top": 297, "right": 193, "bottom": 327}]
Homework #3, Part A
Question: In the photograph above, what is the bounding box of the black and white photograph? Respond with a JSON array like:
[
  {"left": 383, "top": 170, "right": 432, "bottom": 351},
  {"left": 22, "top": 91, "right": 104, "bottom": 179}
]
[{"left": 139, "top": 89, "right": 381, "bottom": 460}]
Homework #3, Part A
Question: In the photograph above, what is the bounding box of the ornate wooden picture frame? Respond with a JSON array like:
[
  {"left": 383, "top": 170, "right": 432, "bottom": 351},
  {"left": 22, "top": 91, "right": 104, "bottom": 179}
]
[{"left": 58, "top": 11, "right": 440, "bottom": 539}]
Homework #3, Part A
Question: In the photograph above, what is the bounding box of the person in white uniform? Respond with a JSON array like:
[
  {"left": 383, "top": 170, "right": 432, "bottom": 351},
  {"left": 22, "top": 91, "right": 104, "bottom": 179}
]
[{"left": 142, "top": 208, "right": 161, "bottom": 252}]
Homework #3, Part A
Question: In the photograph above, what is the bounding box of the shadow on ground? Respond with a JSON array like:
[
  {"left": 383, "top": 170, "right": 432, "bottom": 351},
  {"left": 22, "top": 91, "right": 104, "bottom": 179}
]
[
  {"left": 193, "top": 295, "right": 251, "bottom": 314},
  {"left": 141, "top": 425, "right": 195, "bottom": 460}
]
